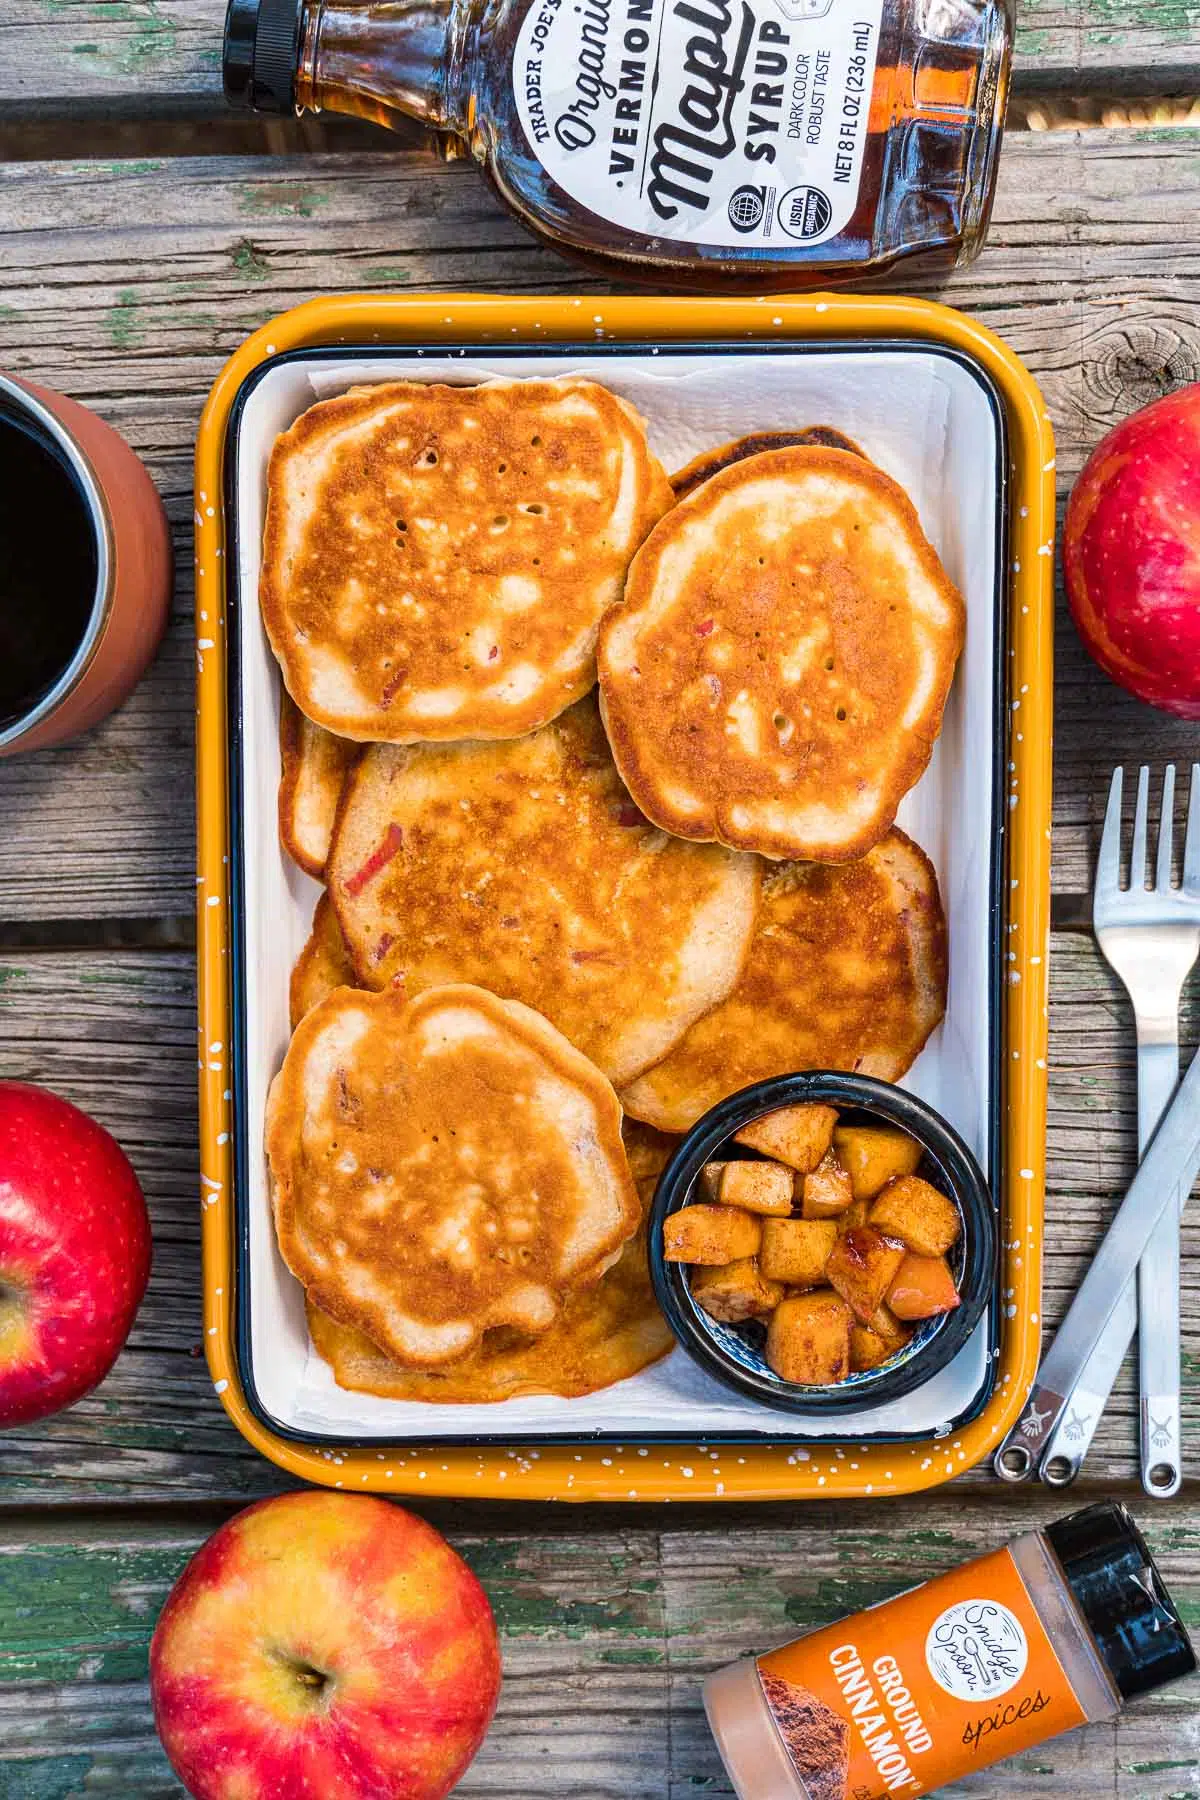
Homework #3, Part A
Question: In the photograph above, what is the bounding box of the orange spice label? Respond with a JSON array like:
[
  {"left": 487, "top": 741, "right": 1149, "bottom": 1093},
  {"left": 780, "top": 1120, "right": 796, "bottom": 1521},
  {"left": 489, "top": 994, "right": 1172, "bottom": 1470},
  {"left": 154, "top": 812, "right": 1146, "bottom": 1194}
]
[{"left": 758, "top": 1547, "right": 1088, "bottom": 1799}]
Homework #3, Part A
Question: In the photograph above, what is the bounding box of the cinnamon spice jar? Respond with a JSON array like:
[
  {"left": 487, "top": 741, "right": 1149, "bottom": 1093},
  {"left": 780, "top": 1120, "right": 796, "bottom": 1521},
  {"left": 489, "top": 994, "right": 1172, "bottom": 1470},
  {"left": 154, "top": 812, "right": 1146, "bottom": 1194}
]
[{"left": 704, "top": 1502, "right": 1195, "bottom": 1799}]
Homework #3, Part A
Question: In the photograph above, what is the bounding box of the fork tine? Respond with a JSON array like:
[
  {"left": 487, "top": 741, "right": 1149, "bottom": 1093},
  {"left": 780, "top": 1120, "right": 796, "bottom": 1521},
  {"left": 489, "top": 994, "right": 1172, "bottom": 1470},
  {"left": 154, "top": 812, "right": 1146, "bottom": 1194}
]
[
  {"left": 1131, "top": 764, "right": 1150, "bottom": 890},
  {"left": 1184, "top": 764, "right": 1200, "bottom": 896},
  {"left": 1096, "top": 767, "right": 1124, "bottom": 902},
  {"left": 1155, "top": 764, "right": 1177, "bottom": 892}
]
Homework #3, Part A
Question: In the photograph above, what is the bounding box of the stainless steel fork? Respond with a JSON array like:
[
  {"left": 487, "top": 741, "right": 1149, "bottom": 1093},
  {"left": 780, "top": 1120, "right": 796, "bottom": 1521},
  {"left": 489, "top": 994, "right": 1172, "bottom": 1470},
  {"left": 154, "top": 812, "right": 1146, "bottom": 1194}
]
[{"left": 1038, "top": 764, "right": 1200, "bottom": 1496}]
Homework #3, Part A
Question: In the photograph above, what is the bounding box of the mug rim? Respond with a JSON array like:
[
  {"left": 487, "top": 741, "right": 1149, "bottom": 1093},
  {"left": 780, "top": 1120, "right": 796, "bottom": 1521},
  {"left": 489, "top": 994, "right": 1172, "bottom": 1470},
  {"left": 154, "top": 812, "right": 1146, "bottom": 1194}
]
[{"left": 0, "top": 373, "right": 113, "bottom": 752}]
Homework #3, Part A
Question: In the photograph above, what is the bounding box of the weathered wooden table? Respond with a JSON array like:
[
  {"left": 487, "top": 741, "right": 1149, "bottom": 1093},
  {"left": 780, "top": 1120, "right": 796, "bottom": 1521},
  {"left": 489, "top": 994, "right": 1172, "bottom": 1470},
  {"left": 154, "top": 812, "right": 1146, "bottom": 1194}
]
[{"left": 2, "top": 6, "right": 1200, "bottom": 1791}]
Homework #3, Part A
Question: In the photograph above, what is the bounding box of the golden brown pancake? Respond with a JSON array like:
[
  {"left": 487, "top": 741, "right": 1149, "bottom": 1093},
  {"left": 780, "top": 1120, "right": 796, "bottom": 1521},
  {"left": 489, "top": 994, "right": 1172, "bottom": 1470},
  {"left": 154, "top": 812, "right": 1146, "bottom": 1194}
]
[
  {"left": 325, "top": 695, "right": 760, "bottom": 1087},
  {"left": 305, "top": 1123, "right": 677, "bottom": 1402},
  {"left": 277, "top": 692, "right": 358, "bottom": 877},
  {"left": 261, "top": 378, "right": 673, "bottom": 742},
  {"left": 289, "top": 893, "right": 360, "bottom": 1029},
  {"left": 671, "top": 428, "right": 865, "bottom": 499},
  {"left": 621, "top": 830, "right": 947, "bottom": 1132},
  {"left": 267, "top": 983, "right": 641, "bottom": 1367},
  {"left": 598, "top": 446, "right": 965, "bottom": 863},
  {"left": 622, "top": 1118, "right": 679, "bottom": 1196}
]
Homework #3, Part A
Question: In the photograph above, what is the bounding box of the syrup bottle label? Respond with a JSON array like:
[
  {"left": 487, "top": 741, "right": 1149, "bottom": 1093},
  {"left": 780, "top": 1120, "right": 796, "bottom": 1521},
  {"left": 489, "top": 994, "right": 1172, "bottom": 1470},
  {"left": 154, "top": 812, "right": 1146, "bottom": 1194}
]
[{"left": 513, "top": 0, "right": 882, "bottom": 249}]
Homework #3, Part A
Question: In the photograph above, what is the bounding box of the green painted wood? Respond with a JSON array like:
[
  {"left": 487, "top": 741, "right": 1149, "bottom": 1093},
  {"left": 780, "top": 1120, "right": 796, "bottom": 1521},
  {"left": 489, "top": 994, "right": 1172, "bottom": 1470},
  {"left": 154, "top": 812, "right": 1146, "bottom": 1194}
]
[
  {"left": 1, "top": 1501, "right": 1198, "bottom": 1795},
  {"left": 0, "top": 0, "right": 1197, "bottom": 120},
  {"left": 0, "top": 135, "right": 1198, "bottom": 920}
]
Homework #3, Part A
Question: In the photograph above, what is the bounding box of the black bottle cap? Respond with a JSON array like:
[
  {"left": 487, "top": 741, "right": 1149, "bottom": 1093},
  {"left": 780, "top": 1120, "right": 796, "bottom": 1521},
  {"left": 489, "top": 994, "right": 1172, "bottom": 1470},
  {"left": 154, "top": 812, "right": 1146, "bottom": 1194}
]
[
  {"left": 223, "top": 0, "right": 303, "bottom": 112},
  {"left": 1046, "top": 1502, "right": 1196, "bottom": 1703}
]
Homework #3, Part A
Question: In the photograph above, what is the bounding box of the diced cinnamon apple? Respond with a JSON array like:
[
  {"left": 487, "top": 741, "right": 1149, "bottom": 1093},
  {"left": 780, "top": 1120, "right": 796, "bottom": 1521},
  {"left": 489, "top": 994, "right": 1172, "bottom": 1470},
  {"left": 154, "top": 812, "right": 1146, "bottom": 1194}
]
[
  {"left": 734, "top": 1104, "right": 838, "bottom": 1173},
  {"left": 832, "top": 1124, "right": 923, "bottom": 1200},
  {"left": 696, "top": 1161, "right": 728, "bottom": 1200},
  {"left": 864, "top": 1303, "right": 911, "bottom": 1349},
  {"left": 759, "top": 1217, "right": 838, "bottom": 1287},
  {"left": 766, "top": 1291, "right": 852, "bottom": 1385},
  {"left": 849, "top": 1323, "right": 898, "bottom": 1372},
  {"left": 838, "top": 1196, "right": 870, "bottom": 1233},
  {"left": 801, "top": 1151, "right": 854, "bottom": 1219},
  {"left": 662, "top": 1204, "right": 761, "bottom": 1266},
  {"left": 691, "top": 1257, "right": 784, "bottom": 1324},
  {"left": 719, "top": 1159, "right": 795, "bottom": 1216},
  {"left": 869, "top": 1176, "right": 961, "bottom": 1258},
  {"left": 825, "top": 1227, "right": 907, "bottom": 1323},
  {"left": 887, "top": 1252, "right": 962, "bottom": 1321}
]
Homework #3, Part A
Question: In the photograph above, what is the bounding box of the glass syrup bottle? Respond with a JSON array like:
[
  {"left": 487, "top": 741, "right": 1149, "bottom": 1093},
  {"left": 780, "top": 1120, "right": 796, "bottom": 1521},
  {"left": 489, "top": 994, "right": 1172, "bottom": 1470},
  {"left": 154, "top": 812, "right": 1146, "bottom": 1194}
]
[{"left": 223, "top": 0, "right": 1012, "bottom": 290}]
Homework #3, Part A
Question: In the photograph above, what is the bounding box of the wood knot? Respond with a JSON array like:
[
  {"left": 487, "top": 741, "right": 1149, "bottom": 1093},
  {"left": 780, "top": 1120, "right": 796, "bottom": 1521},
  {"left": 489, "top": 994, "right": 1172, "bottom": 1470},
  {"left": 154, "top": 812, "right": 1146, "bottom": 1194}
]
[{"left": 1086, "top": 319, "right": 1200, "bottom": 420}]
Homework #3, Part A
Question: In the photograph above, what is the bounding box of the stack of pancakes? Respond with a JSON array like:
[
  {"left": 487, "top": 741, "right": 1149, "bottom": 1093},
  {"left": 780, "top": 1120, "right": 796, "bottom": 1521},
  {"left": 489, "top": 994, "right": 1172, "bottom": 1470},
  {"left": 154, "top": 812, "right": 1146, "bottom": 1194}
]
[{"left": 263, "top": 382, "right": 962, "bottom": 1404}]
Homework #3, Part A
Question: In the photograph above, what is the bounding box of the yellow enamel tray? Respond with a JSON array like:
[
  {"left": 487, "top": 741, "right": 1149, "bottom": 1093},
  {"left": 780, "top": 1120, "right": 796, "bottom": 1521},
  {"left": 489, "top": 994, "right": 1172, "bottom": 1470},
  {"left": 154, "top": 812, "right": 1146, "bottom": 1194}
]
[{"left": 195, "top": 291, "right": 1054, "bottom": 1501}]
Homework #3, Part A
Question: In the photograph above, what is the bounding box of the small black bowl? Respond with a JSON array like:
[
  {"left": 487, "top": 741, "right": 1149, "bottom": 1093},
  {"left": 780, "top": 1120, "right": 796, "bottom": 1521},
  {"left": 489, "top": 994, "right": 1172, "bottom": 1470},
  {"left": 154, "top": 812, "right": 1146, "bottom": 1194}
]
[{"left": 648, "top": 1072, "right": 996, "bottom": 1415}]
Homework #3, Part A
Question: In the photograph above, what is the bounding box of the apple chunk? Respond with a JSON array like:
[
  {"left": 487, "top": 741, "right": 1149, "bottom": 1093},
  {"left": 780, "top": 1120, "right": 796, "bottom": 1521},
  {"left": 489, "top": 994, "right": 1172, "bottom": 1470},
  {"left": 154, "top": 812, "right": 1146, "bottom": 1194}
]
[
  {"left": 850, "top": 1322, "right": 900, "bottom": 1372},
  {"left": 696, "top": 1161, "right": 728, "bottom": 1200},
  {"left": 801, "top": 1152, "right": 854, "bottom": 1219},
  {"left": 767, "top": 1291, "right": 852, "bottom": 1384},
  {"left": 718, "top": 1159, "right": 794, "bottom": 1215},
  {"left": 849, "top": 1301, "right": 911, "bottom": 1371},
  {"left": 691, "top": 1257, "right": 784, "bottom": 1324},
  {"left": 759, "top": 1217, "right": 838, "bottom": 1287},
  {"left": 887, "top": 1253, "right": 962, "bottom": 1321},
  {"left": 734, "top": 1104, "right": 838, "bottom": 1173},
  {"left": 864, "top": 1303, "right": 911, "bottom": 1349},
  {"left": 663, "top": 1204, "right": 761, "bottom": 1265},
  {"left": 825, "top": 1227, "right": 906, "bottom": 1323},
  {"left": 832, "top": 1124, "right": 923, "bottom": 1201},
  {"left": 869, "top": 1176, "right": 961, "bottom": 1258}
]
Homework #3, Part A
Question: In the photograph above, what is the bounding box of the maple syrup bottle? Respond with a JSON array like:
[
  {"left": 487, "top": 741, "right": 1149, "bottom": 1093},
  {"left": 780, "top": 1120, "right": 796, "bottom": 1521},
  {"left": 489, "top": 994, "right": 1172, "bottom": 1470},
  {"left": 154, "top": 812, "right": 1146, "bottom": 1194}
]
[{"left": 223, "top": 0, "right": 1012, "bottom": 289}]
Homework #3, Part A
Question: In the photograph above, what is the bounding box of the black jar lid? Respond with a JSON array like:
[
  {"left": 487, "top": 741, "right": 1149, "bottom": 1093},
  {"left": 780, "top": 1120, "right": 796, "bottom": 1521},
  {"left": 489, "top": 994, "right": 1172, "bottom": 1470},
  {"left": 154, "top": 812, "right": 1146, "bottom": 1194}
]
[
  {"left": 1046, "top": 1502, "right": 1196, "bottom": 1702},
  {"left": 223, "top": 0, "right": 303, "bottom": 112}
]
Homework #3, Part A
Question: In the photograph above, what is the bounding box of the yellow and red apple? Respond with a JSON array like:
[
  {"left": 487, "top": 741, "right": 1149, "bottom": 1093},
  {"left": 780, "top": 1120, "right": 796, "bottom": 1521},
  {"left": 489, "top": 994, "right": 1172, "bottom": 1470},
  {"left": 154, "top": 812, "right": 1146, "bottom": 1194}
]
[
  {"left": 0, "top": 1080, "right": 151, "bottom": 1427},
  {"left": 150, "top": 1491, "right": 502, "bottom": 1800},
  {"left": 1065, "top": 382, "right": 1200, "bottom": 718}
]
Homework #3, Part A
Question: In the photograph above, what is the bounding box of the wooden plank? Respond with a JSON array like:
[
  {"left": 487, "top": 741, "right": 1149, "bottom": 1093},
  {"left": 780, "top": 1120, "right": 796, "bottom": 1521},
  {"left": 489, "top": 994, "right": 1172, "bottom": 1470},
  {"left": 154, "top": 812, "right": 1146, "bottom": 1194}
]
[
  {"left": 1, "top": 0, "right": 1198, "bottom": 120},
  {"left": 0, "top": 133, "right": 1197, "bottom": 922},
  {"left": 1, "top": 1497, "right": 1198, "bottom": 1797},
  {"left": 0, "top": 940, "right": 1196, "bottom": 1502}
]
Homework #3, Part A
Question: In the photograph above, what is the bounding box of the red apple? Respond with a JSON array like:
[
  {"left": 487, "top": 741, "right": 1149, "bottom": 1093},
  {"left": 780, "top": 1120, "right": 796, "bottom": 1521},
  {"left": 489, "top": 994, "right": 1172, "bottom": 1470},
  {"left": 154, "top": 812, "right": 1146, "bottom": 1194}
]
[
  {"left": 0, "top": 1080, "right": 151, "bottom": 1427},
  {"left": 1064, "top": 382, "right": 1200, "bottom": 718},
  {"left": 150, "top": 1491, "right": 502, "bottom": 1800}
]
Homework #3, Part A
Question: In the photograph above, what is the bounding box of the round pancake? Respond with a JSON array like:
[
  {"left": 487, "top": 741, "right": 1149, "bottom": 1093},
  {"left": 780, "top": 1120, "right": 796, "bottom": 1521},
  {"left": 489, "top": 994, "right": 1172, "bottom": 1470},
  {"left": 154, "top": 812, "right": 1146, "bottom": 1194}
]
[
  {"left": 598, "top": 446, "right": 966, "bottom": 862},
  {"left": 289, "top": 893, "right": 360, "bottom": 1029},
  {"left": 671, "top": 427, "right": 865, "bottom": 499},
  {"left": 277, "top": 692, "right": 357, "bottom": 877},
  {"left": 325, "top": 695, "right": 761, "bottom": 1086},
  {"left": 261, "top": 377, "right": 673, "bottom": 742},
  {"left": 621, "top": 830, "right": 947, "bottom": 1132},
  {"left": 267, "top": 983, "right": 641, "bottom": 1367},
  {"left": 305, "top": 1123, "right": 678, "bottom": 1402}
]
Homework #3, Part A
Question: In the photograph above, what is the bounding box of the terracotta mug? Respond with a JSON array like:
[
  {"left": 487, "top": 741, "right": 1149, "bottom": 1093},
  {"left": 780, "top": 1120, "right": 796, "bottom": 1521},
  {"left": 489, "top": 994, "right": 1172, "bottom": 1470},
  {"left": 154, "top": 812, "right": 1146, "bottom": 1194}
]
[{"left": 0, "top": 373, "right": 172, "bottom": 756}]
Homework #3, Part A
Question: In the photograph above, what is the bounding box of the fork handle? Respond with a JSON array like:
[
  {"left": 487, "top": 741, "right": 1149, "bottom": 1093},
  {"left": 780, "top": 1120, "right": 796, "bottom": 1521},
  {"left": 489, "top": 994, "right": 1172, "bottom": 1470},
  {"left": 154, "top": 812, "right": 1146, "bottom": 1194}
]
[
  {"left": 1137, "top": 1037, "right": 1183, "bottom": 1497},
  {"left": 1033, "top": 1036, "right": 1179, "bottom": 1488}
]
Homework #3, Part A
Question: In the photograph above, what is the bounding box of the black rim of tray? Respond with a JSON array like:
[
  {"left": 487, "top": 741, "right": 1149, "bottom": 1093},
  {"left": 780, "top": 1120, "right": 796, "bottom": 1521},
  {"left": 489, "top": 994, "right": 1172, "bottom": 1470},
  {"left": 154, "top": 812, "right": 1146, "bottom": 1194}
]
[{"left": 221, "top": 335, "right": 1009, "bottom": 1451}]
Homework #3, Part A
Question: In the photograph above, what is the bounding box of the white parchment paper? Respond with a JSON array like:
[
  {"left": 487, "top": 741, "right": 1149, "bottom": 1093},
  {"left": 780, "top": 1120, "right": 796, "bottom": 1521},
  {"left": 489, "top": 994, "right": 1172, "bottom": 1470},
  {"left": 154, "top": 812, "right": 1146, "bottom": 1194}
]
[{"left": 233, "top": 347, "right": 1001, "bottom": 1442}]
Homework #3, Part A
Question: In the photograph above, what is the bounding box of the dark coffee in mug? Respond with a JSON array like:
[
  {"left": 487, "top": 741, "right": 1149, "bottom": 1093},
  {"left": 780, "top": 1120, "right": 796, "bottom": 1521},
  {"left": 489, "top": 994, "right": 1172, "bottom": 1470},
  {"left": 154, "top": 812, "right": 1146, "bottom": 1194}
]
[
  {"left": 0, "top": 371, "right": 170, "bottom": 758},
  {"left": 0, "top": 393, "right": 101, "bottom": 734}
]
